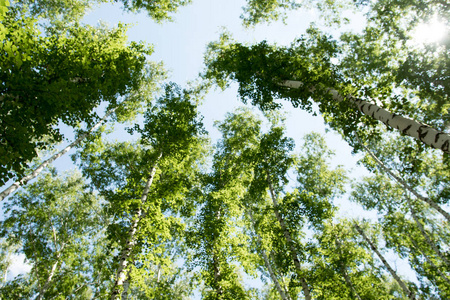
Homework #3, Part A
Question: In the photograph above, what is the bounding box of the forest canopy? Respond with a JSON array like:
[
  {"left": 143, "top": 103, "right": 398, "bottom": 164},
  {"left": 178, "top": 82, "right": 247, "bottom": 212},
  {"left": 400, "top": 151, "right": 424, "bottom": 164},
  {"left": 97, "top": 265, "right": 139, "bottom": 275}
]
[{"left": 0, "top": 0, "right": 449, "bottom": 299}]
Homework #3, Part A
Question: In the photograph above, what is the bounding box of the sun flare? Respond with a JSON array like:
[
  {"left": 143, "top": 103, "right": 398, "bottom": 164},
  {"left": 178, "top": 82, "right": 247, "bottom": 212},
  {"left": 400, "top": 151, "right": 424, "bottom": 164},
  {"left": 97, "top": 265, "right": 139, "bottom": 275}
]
[{"left": 412, "top": 17, "right": 447, "bottom": 44}]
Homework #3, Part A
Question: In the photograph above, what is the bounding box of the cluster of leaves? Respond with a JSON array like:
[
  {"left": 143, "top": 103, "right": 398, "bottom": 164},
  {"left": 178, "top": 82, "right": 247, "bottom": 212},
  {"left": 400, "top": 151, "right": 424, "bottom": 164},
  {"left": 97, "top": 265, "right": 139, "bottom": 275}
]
[
  {"left": 351, "top": 134, "right": 450, "bottom": 298},
  {"left": 0, "top": 170, "right": 106, "bottom": 299},
  {"left": 0, "top": 3, "right": 154, "bottom": 184}
]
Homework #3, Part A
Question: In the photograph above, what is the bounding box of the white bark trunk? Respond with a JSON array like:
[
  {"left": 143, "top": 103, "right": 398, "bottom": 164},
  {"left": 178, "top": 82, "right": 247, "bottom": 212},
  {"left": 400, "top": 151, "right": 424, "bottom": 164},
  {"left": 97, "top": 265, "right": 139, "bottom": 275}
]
[
  {"left": 110, "top": 154, "right": 161, "bottom": 300},
  {"left": 407, "top": 234, "right": 450, "bottom": 286},
  {"left": 121, "top": 275, "right": 130, "bottom": 300},
  {"left": 335, "top": 239, "right": 362, "bottom": 300},
  {"left": 212, "top": 252, "right": 223, "bottom": 296},
  {"left": 37, "top": 260, "right": 59, "bottom": 300},
  {"left": 356, "top": 135, "right": 450, "bottom": 222},
  {"left": 212, "top": 209, "right": 224, "bottom": 296},
  {"left": 353, "top": 223, "right": 416, "bottom": 300},
  {"left": 280, "top": 80, "right": 450, "bottom": 154},
  {"left": 249, "top": 209, "right": 288, "bottom": 300},
  {"left": 342, "top": 267, "right": 362, "bottom": 300},
  {"left": 265, "top": 168, "right": 311, "bottom": 300},
  {"left": 269, "top": 251, "right": 292, "bottom": 300},
  {"left": 0, "top": 108, "right": 116, "bottom": 201},
  {"left": 406, "top": 198, "right": 450, "bottom": 265},
  {"left": 156, "top": 264, "right": 161, "bottom": 283}
]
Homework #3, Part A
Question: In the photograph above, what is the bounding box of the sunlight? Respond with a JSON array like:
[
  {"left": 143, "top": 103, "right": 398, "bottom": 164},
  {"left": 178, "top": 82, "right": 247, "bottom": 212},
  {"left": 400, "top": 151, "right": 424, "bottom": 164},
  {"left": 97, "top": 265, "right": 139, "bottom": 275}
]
[{"left": 412, "top": 17, "right": 447, "bottom": 44}]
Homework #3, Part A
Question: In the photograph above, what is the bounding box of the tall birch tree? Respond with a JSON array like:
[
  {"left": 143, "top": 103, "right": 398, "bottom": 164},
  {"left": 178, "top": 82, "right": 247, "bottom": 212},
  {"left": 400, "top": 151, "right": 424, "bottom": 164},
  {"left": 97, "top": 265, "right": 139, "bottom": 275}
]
[
  {"left": 245, "top": 126, "right": 347, "bottom": 299},
  {"left": 75, "top": 83, "right": 206, "bottom": 299},
  {"left": 0, "top": 170, "right": 105, "bottom": 299},
  {"left": 186, "top": 108, "right": 261, "bottom": 300},
  {"left": 203, "top": 30, "right": 449, "bottom": 154},
  {"left": 0, "top": 9, "right": 152, "bottom": 184}
]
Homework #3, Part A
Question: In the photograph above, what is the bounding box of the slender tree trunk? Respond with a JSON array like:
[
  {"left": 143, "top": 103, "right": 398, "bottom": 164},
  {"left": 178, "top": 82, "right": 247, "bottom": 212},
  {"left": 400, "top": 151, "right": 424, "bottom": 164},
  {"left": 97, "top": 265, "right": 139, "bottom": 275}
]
[
  {"left": 121, "top": 264, "right": 133, "bottom": 300},
  {"left": 248, "top": 209, "right": 288, "bottom": 300},
  {"left": 121, "top": 276, "right": 130, "bottom": 300},
  {"left": 335, "top": 239, "right": 362, "bottom": 300},
  {"left": 156, "top": 263, "right": 161, "bottom": 283},
  {"left": 212, "top": 208, "right": 224, "bottom": 296},
  {"left": 341, "top": 267, "right": 362, "bottom": 300},
  {"left": 405, "top": 198, "right": 450, "bottom": 265},
  {"left": 37, "top": 260, "right": 59, "bottom": 300},
  {"left": 356, "top": 134, "right": 450, "bottom": 222},
  {"left": 0, "top": 108, "right": 116, "bottom": 201},
  {"left": 269, "top": 251, "right": 292, "bottom": 300},
  {"left": 212, "top": 251, "right": 224, "bottom": 296},
  {"left": 407, "top": 234, "right": 450, "bottom": 286},
  {"left": 353, "top": 222, "right": 416, "bottom": 300},
  {"left": 111, "top": 153, "right": 162, "bottom": 300},
  {"left": 280, "top": 80, "right": 450, "bottom": 154},
  {"left": 265, "top": 168, "right": 311, "bottom": 300},
  {"left": 36, "top": 224, "right": 64, "bottom": 299}
]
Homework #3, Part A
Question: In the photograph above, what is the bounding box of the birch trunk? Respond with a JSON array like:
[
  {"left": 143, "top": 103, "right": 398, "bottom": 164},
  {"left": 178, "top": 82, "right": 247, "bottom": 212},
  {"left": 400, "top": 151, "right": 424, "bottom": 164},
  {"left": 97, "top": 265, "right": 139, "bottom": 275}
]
[
  {"left": 212, "top": 251, "right": 224, "bottom": 296},
  {"left": 110, "top": 154, "right": 161, "bottom": 300},
  {"left": 353, "top": 223, "right": 416, "bottom": 300},
  {"left": 269, "top": 251, "right": 292, "bottom": 300},
  {"left": 212, "top": 208, "right": 224, "bottom": 296},
  {"left": 407, "top": 234, "right": 450, "bottom": 286},
  {"left": 37, "top": 260, "right": 59, "bottom": 300},
  {"left": 356, "top": 134, "right": 450, "bottom": 222},
  {"left": 156, "top": 264, "right": 161, "bottom": 283},
  {"left": 265, "top": 168, "right": 311, "bottom": 300},
  {"left": 121, "top": 276, "right": 130, "bottom": 300},
  {"left": 36, "top": 224, "right": 64, "bottom": 299},
  {"left": 280, "top": 80, "right": 450, "bottom": 154},
  {"left": 341, "top": 267, "right": 362, "bottom": 300},
  {"left": 406, "top": 198, "right": 450, "bottom": 265},
  {"left": 0, "top": 108, "right": 116, "bottom": 201},
  {"left": 335, "top": 239, "right": 362, "bottom": 300},
  {"left": 248, "top": 209, "right": 288, "bottom": 300}
]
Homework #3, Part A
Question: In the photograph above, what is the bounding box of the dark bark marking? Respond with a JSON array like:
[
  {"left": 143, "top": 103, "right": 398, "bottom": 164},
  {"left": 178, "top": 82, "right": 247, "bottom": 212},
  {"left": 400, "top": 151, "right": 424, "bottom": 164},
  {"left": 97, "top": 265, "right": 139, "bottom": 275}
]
[
  {"left": 442, "top": 140, "right": 449, "bottom": 152},
  {"left": 359, "top": 103, "right": 367, "bottom": 113},
  {"left": 402, "top": 125, "right": 412, "bottom": 135},
  {"left": 418, "top": 125, "right": 430, "bottom": 142},
  {"left": 435, "top": 132, "right": 443, "bottom": 143}
]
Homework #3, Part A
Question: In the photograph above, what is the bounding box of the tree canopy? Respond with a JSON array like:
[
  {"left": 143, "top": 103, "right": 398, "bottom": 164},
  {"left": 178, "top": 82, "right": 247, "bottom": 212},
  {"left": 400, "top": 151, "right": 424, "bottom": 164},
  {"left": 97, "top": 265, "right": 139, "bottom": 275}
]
[{"left": 1, "top": 0, "right": 449, "bottom": 299}]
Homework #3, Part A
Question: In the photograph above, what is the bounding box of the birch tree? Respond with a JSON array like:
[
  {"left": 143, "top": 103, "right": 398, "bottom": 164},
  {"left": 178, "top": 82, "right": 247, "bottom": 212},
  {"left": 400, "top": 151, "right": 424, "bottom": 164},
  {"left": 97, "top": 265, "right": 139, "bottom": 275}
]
[
  {"left": 185, "top": 108, "right": 261, "bottom": 300},
  {"left": 353, "top": 222, "right": 418, "bottom": 300},
  {"left": 240, "top": 0, "right": 449, "bottom": 127},
  {"left": 309, "top": 219, "right": 402, "bottom": 300},
  {"left": 75, "top": 83, "right": 206, "bottom": 299},
  {"left": 351, "top": 132, "right": 449, "bottom": 297},
  {"left": 0, "top": 170, "right": 105, "bottom": 299},
  {"left": 0, "top": 60, "right": 164, "bottom": 201},
  {"left": 245, "top": 126, "right": 348, "bottom": 299},
  {"left": 0, "top": 10, "right": 152, "bottom": 184},
  {"left": 203, "top": 31, "right": 450, "bottom": 154}
]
